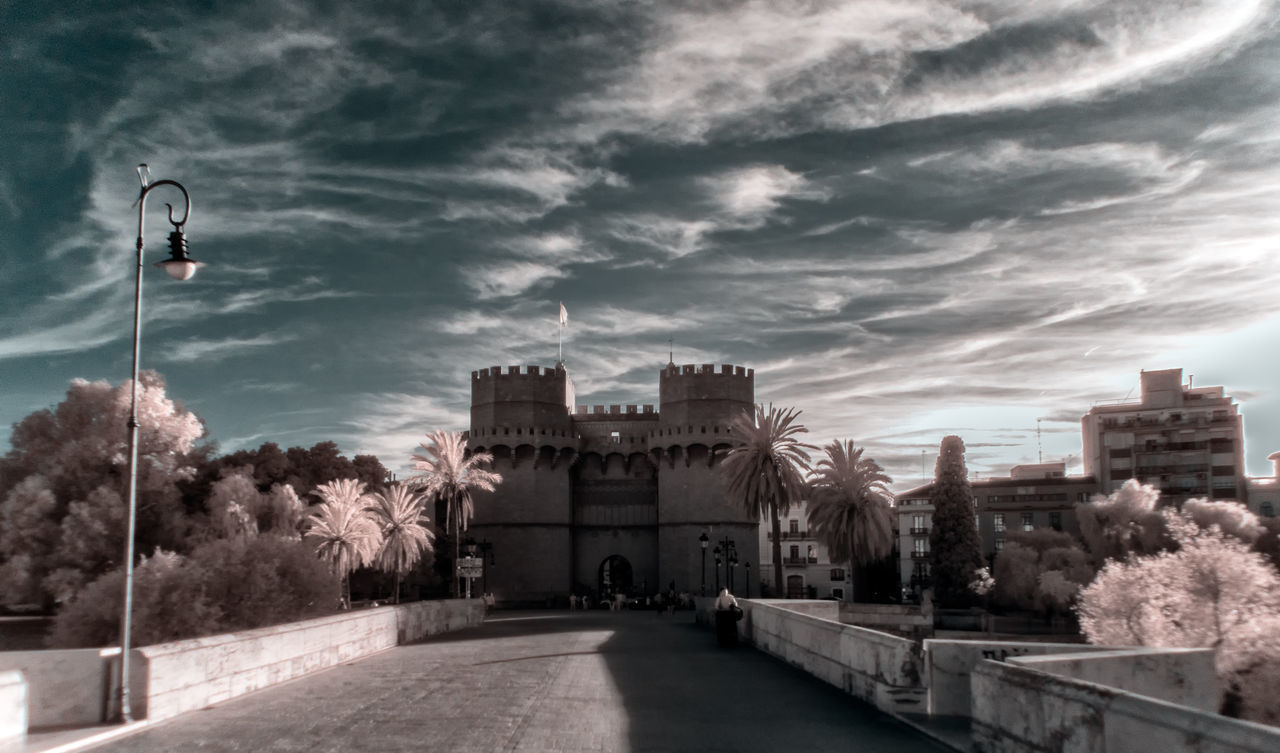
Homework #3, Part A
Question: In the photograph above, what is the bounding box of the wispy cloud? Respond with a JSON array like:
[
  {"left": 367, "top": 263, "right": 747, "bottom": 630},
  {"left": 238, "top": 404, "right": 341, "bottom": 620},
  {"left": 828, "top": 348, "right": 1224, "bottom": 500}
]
[{"left": 164, "top": 333, "right": 299, "bottom": 363}]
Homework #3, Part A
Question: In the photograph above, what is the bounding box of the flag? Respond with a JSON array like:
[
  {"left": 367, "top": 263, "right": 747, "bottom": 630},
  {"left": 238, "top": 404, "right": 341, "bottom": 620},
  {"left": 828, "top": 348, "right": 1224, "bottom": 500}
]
[{"left": 559, "top": 302, "right": 568, "bottom": 327}]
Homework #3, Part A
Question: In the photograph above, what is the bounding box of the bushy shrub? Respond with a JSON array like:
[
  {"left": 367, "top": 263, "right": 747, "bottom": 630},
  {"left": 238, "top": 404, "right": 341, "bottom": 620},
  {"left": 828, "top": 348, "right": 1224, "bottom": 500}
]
[
  {"left": 50, "top": 550, "right": 219, "bottom": 648},
  {"left": 50, "top": 538, "right": 338, "bottom": 648},
  {"left": 190, "top": 536, "right": 338, "bottom": 630}
]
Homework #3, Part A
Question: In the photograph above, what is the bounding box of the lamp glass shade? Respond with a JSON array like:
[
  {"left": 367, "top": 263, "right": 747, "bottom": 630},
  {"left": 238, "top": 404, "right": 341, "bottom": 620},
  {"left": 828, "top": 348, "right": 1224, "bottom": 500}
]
[{"left": 159, "top": 258, "right": 199, "bottom": 280}]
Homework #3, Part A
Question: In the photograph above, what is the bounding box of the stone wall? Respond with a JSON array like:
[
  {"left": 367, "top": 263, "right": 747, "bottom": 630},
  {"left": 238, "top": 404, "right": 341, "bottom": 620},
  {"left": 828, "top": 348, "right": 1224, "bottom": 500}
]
[
  {"left": 838, "top": 603, "right": 931, "bottom": 635},
  {"left": 1017, "top": 648, "right": 1217, "bottom": 712},
  {"left": 139, "top": 599, "right": 484, "bottom": 722},
  {"left": 923, "top": 639, "right": 1109, "bottom": 716},
  {"left": 0, "top": 671, "right": 24, "bottom": 749},
  {"left": 972, "top": 653, "right": 1280, "bottom": 753},
  {"left": 0, "top": 599, "right": 483, "bottom": 734},
  {"left": 0, "top": 647, "right": 123, "bottom": 728},
  {"left": 738, "top": 599, "right": 925, "bottom": 715}
]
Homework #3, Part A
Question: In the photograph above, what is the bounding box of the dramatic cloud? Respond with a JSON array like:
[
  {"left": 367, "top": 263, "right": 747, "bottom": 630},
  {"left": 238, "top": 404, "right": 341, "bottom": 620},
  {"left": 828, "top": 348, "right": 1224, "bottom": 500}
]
[{"left": 4, "top": 0, "right": 1280, "bottom": 485}]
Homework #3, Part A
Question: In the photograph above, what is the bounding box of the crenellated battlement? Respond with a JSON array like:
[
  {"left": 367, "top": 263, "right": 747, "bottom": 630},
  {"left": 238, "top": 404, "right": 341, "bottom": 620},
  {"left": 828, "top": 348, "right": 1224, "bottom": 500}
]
[
  {"left": 663, "top": 363, "right": 754, "bottom": 379},
  {"left": 471, "top": 364, "right": 566, "bottom": 380},
  {"left": 574, "top": 404, "right": 658, "bottom": 419}
]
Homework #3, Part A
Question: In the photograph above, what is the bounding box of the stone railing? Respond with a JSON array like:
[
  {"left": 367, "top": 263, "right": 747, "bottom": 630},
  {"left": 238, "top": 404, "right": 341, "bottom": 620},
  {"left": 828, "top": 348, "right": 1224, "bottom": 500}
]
[
  {"left": 696, "top": 599, "right": 925, "bottom": 716},
  {"left": 0, "top": 671, "right": 24, "bottom": 749},
  {"left": 0, "top": 599, "right": 484, "bottom": 743},
  {"left": 973, "top": 649, "right": 1280, "bottom": 753}
]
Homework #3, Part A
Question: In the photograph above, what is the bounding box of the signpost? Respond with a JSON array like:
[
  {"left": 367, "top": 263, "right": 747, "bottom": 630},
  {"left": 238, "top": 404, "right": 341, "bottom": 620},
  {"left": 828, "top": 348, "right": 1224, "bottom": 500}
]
[{"left": 457, "top": 556, "right": 484, "bottom": 599}]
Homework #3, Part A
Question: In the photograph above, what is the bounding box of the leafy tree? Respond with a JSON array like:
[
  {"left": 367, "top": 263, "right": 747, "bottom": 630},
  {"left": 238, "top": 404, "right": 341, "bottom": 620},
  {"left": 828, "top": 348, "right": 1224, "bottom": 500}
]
[
  {"left": 991, "top": 529, "right": 1093, "bottom": 614},
  {"left": 1076, "top": 479, "right": 1166, "bottom": 565},
  {"left": 0, "top": 373, "right": 207, "bottom": 609},
  {"left": 927, "top": 435, "right": 983, "bottom": 607},
  {"left": 806, "top": 440, "right": 894, "bottom": 600},
  {"left": 183, "top": 441, "right": 389, "bottom": 509},
  {"left": 366, "top": 484, "right": 434, "bottom": 603},
  {"left": 408, "top": 431, "right": 500, "bottom": 598},
  {"left": 205, "top": 470, "right": 262, "bottom": 539},
  {"left": 720, "top": 404, "right": 814, "bottom": 598},
  {"left": 1078, "top": 509, "right": 1280, "bottom": 725}
]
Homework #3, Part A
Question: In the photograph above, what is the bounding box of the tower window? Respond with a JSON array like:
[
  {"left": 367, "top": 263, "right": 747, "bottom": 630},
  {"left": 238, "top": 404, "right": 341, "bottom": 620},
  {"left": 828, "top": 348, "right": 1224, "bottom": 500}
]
[{"left": 610, "top": 431, "right": 621, "bottom": 444}]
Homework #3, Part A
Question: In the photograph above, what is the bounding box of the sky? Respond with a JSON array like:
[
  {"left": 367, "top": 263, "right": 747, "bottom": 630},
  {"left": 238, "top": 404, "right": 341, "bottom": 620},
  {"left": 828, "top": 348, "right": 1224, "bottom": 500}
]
[{"left": 3, "top": 0, "right": 1280, "bottom": 490}]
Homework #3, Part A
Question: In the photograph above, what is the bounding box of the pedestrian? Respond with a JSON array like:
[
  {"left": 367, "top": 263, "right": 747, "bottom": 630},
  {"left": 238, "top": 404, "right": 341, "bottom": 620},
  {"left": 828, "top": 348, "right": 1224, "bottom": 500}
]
[
  {"left": 714, "top": 588, "right": 740, "bottom": 647},
  {"left": 570, "top": 593, "right": 578, "bottom": 610}
]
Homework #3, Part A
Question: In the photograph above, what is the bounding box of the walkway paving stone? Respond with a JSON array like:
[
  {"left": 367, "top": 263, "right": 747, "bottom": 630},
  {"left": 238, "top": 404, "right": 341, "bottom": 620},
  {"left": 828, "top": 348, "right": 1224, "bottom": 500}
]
[{"left": 89, "top": 610, "right": 955, "bottom": 753}]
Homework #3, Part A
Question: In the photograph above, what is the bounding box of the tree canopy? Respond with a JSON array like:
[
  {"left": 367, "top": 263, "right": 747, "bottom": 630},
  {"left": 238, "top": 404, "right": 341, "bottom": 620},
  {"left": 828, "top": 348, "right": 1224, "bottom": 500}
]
[{"left": 927, "top": 435, "right": 983, "bottom": 607}]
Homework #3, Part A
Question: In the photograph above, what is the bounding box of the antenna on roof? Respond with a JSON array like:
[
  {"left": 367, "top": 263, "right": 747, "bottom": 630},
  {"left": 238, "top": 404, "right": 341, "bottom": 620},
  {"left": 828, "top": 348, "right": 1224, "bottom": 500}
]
[{"left": 1037, "top": 418, "right": 1043, "bottom": 464}]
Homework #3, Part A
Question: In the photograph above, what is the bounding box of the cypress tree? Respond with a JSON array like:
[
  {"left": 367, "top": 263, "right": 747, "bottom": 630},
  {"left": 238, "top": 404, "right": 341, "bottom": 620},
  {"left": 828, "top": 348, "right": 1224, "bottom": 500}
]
[{"left": 928, "top": 435, "right": 984, "bottom": 607}]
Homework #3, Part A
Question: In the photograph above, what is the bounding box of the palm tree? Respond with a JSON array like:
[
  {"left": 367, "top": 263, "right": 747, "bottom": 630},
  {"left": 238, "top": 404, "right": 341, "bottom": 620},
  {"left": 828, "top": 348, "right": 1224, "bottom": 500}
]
[
  {"left": 807, "top": 440, "right": 895, "bottom": 600},
  {"left": 720, "top": 404, "right": 814, "bottom": 598},
  {"left": 365, "top": 483, "right": 435, "bottom": 604},
  {"left": 408, "top": 430, "right": 501, "bottom": 598},
  {"left": 305, "top": 478, "right": 382, "bottom": 608}
]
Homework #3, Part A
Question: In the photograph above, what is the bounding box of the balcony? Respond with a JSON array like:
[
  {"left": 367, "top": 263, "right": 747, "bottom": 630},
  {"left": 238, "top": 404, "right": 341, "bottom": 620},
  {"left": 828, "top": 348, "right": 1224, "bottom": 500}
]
[
  {"left": 909, "top": 527, "right": 929, "bottom": 535},
  {"left": 768, "top": 530, "right": 811, "bottom": 541},
  {"left": 782, "top": 556, "right": 819, "bottom": 566},
  {"left": 911, "top": 551, "right": 929, "bottom": 560}
]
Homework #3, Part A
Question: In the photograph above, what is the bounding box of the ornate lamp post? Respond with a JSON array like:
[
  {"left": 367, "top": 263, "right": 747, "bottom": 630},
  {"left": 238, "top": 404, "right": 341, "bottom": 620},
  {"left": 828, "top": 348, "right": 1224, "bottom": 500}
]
[
  {"left": 118, "top": 164, "right": 199, "bottom": 723},
  {"left": 698, "top": 532, "right": 709, "bottom": 596},
  {"left": 713, "top": 546, "right": 722, "bottom": 593}
]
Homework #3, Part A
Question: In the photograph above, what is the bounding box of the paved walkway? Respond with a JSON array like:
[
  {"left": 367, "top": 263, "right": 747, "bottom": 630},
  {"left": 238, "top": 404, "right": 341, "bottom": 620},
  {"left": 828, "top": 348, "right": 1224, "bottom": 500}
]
[{"left": 83, "top": 610, "right": 954, "bottom": 753}]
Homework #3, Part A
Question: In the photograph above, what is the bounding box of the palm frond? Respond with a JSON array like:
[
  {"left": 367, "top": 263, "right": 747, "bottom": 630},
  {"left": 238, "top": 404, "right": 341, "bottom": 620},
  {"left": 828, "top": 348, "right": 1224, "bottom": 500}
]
[
  {"left": 366, "top": 483, "right": 435, "bottom": 577},
  {"left": 806, "top": 440, "right": 895, "bottom": 566}
]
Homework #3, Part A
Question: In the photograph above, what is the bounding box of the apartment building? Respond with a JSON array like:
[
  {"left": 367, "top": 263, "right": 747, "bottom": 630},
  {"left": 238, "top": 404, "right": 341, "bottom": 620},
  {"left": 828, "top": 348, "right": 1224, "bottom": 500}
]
[
  {"left": 756, "top": 501, "right": 852, "bottom": 600},
  {"left": 1081, "top": 368, "right": 1246, "bottom": 505},
  {"left": 894, "top": 462, "right": 1098, "bottom": 597}
]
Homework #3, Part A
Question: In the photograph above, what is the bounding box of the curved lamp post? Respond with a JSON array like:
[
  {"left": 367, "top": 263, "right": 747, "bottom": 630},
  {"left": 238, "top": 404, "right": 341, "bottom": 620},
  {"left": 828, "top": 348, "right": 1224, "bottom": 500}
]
[{"left": 118, "top": 164, "right": 199, "bottom": 722}]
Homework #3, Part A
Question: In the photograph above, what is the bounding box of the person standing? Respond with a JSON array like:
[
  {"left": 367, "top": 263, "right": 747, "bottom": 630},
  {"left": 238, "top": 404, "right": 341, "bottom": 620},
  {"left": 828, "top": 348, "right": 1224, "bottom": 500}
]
[{"left": 714, "top": 588, "right": 740, "bottom": 647}]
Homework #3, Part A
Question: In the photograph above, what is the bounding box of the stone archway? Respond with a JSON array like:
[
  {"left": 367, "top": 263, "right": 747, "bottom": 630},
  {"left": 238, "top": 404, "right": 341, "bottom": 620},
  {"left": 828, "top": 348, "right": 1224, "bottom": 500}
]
[{"left": 598, "top": 555, "right": 633, "bottom": 600}]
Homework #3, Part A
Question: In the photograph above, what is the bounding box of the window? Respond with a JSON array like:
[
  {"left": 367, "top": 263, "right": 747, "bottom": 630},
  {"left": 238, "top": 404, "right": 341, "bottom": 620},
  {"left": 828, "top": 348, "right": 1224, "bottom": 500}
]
[
  {"left": 609, "top": 431, "right": 621, "bottom": 444},
  {"left": 1021, "top": 512, "right": 1034, "bottom": 531},
  {"left": 993, "top": 513, "right": 1005, "bottom": 532},
  {"left": 994, "top": 535, "right": 1005, "bottom": 552},
  {"left": 806, "top": 545, "right": 816, "bottom": 561},
  {"left": 789, "top": 519, "right": 799, "bottom": 534},
  {"left": 911, "top": 514, "right": 926, "bottom": 534},
  {"left": 1262, "top": 502, "right": 1275, "bottom": 518},
  {"left": 1050, "top": 512, "right": 1062, "bottom": 531},
  {"left": 830, "top": 569, "right": 845, "bottom": 581},
  {"left": 831, "top": 587, "right": 845, "bottom": 600},
  {"left": 789, "top": 545, "right": 799, "bottom": 560},
  {"left": 913, "top": 539, "right": 926, "bottom": 555}
]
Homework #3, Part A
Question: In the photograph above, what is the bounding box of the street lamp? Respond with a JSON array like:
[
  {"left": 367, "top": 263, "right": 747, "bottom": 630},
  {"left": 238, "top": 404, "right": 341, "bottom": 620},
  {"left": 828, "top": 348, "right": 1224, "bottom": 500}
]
[
  {"left": 744, "top": 561, "right": 751, "bottom": 599},
  {"left": 713, "top": 546, "right": 721, "bottom": 593},
  {"left": 698, "top": 532, "right": 709, "bottom": 596},
  {"left": 118, "top": 164, "right": 198, "bottom": 723}
]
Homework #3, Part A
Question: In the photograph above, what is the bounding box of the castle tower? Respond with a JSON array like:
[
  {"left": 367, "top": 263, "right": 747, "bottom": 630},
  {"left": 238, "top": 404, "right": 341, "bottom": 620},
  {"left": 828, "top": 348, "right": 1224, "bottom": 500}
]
[
  {"left": 464, "top": 360, "right": 763, "bottom": 604},
  {"left": 652, "top": 363, "right": 758, "bottom": 596},
  {"left": 467, "top": 365, "right": 576, "bottom": 602}
]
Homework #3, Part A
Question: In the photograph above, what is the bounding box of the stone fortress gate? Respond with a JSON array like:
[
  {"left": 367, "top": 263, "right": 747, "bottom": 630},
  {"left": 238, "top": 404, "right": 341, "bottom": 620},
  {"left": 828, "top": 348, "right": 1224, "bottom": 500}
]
[{"left": 466, "top": 361, "right": 760, "bottom": 604}]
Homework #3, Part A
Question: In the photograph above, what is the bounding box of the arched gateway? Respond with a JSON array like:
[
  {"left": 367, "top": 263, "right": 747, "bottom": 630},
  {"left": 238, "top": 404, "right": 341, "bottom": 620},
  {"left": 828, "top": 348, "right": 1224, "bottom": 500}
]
[{"left": 599, "top": 555, "right": 633, "bottom": 600}]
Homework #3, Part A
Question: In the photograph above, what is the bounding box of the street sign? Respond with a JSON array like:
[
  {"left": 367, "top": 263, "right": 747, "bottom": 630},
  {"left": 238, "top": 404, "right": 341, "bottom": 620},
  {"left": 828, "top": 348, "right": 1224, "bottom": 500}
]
[{"left": 457, "top": 556, "right": 484, "bottom": 579}]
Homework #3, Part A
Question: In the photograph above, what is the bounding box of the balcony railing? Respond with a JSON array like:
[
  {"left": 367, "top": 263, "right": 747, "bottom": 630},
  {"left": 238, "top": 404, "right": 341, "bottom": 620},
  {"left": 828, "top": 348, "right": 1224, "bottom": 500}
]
[
  {"left": 909, "top": 527, "right": 929, "bottom": 535},
  {"left": 782, "top": 556, "right": 820, "bottom": 566},
  {"left": 911, "top": 551, "right": 929, "bottom": 560}
]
